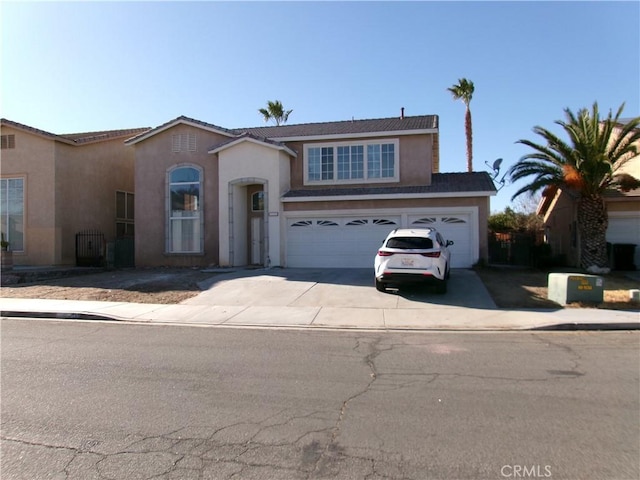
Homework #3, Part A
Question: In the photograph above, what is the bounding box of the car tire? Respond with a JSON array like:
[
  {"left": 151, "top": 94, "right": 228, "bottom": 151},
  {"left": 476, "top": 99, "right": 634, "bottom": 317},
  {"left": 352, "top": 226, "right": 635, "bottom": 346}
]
[
  {"left": 375, "top": 278, "right": 386, "bottom": 292},
  {"left": 435, "top": 278, "right": 447, "bottom": 294}
]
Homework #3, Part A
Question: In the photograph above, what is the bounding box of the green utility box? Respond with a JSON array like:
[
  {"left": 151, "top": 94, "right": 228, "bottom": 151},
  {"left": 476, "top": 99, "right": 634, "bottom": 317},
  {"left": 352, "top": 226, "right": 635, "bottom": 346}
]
[{"left": 548, "top": 273, "right": 604, "bottom": 305}]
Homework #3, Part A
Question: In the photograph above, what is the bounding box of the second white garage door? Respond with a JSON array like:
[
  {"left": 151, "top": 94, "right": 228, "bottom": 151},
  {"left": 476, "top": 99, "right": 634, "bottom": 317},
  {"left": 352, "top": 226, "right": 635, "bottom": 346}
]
[{"left": 286, "top": 212, "right": 475, "bottom": 268}]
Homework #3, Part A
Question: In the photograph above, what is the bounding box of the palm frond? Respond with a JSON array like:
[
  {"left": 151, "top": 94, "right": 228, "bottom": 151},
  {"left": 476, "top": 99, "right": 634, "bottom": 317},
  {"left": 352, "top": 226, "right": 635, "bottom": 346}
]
[{"left": 509, "top": 102, "right": 639, "bottom": 200}]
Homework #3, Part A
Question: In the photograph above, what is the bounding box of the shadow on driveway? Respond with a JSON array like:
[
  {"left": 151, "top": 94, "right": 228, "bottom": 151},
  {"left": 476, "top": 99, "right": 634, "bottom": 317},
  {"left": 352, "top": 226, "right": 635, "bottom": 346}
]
[{"left": 190, "top": 268, "right": 497, "bottom": 310}]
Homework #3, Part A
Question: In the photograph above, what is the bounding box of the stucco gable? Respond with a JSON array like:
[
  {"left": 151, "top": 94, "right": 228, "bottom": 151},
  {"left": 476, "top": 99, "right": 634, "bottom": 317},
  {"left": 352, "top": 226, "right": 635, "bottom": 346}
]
[
  {"left": 208, "top": 132, "right": 297, "bottom": 157},
  {"left": 124, "top": 115, "right": 236, "bottom": 145}
]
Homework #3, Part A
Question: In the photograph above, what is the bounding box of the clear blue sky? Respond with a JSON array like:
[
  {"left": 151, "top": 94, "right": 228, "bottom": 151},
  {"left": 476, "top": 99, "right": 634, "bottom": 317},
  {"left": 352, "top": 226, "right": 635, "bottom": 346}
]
[{"left": 2, "top": 1, "right": 638, "bottom": 212}]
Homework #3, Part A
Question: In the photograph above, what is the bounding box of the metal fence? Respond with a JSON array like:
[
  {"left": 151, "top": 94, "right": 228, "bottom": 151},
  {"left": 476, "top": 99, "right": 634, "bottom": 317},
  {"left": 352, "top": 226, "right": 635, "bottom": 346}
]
[{"left": 75, "top": 230, "right": 105, "bottom": 267}]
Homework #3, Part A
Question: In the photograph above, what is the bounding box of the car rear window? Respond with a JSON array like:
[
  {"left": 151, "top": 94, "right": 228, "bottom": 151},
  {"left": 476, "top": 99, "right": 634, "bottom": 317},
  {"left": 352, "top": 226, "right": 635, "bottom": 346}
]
[{"left": 386, "top": 237, "right": 434, "bottom": 249}]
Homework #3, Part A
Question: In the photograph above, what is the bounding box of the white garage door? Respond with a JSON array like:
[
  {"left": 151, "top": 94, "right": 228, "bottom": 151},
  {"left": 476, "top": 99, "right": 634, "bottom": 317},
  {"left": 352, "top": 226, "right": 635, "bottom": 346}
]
[
  {"left": 286, "top": 213, "right": 474, "bottom": 268},
  {"left": 607, "top": 214, "right": 640, "bottom": 267},
  {"left": 407, "top": 214, "right": 473, "bottom": 268},
  {"left": 286, "top": 216, "right": 401, "bottom": 268}
]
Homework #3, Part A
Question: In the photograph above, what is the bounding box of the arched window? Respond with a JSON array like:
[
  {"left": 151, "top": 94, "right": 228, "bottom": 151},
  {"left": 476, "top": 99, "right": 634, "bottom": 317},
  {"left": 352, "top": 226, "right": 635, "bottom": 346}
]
[{"left": 168, "top": 166, "right": 202, "bottom": 253}]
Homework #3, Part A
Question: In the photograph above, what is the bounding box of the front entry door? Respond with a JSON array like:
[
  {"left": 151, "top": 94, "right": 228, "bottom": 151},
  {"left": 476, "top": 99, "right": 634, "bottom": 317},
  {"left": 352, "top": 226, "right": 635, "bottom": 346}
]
[{"left": 251, "top": 217, "right": 264, "bottom": 265}]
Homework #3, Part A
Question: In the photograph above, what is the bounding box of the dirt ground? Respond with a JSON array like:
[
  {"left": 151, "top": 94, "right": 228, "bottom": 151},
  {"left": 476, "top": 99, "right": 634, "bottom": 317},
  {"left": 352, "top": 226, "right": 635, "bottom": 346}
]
[
  {"left": 0, "top": 268, "right": 217, "bottom": 304},
  {"left": 475, "top": 266, "right": 640, "bottom": 310},
  {"left": 1, "top": 266, "right": 639, "bottom": 310}
]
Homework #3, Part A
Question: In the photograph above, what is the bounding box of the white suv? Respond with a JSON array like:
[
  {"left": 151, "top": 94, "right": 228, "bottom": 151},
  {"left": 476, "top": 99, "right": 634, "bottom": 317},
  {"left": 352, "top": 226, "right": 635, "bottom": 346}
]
[{"left": 374, "top": 228, "right": 453, "bottom": 293}]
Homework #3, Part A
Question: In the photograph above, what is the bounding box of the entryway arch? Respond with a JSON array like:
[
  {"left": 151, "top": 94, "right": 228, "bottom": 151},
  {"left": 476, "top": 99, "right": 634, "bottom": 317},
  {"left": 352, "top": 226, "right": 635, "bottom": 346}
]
[{"left": 227, "top": 177, "right": 269, "bottom": 267}]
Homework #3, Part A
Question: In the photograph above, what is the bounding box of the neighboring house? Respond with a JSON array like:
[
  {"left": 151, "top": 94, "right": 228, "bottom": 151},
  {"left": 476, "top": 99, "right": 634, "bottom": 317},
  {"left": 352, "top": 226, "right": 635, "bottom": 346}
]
[
  {"left": 0, "top": 118, "right": 147, "bottom": 266},
  {"left": 125, "top": 113, "right": 496, "bottom": 269},
  {"left": 537, "top": 121, "right": 640, "bottom": 268}
]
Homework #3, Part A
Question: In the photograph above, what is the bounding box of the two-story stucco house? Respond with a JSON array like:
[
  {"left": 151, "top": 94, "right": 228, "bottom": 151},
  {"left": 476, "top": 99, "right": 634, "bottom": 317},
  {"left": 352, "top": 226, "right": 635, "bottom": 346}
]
[
  {"left": 0, "top": 118, "right": 147, "bottom": 266},
  {"left": 125, "top": 114, "right": 496, "bottom": 269}
]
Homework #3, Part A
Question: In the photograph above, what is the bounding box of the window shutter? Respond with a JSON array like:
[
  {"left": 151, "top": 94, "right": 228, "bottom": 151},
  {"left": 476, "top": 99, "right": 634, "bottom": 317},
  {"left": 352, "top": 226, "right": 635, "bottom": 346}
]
[{"left": 172, "top": 134, "right": 181, "bottom": 152}]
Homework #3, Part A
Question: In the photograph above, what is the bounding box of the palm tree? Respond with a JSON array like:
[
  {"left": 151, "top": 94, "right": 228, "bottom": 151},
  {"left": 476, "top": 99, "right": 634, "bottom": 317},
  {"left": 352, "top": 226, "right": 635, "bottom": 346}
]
[
  {"left": 447, "top": 78, "right": 475, "bottom": 172},
  {"left": 258, "top": 100, "right": 293, "bottom": 126},
  {"left": 508, "top": 102, "right": 640, "bottom": 271}
]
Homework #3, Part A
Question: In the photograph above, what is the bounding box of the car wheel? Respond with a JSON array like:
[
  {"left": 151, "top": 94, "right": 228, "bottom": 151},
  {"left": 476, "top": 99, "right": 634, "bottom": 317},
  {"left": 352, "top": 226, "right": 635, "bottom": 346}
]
[
  {"left": 375, "top": 278, "right": 386, "bottom": 292},
  {"left": 435, "top": 278, "right": 447, "bottom": 294}
]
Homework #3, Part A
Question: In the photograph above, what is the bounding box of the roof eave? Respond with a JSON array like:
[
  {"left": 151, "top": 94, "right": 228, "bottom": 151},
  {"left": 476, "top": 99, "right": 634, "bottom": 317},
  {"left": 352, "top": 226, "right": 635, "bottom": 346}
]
[
  {"left": 1, "top": 118, "right": 76, "bottom": 145},
  {"left": 208, "top": 136, "right": 297, "bottom": 157},
  {"left": 269, "top": 128, "right": 438, "bottom": 142},
  {"left": 125, "top": 117, "right": 235, "bottom": 145},
  {"left": 281, "top": 190, "right": 496, "bottom": 202}
]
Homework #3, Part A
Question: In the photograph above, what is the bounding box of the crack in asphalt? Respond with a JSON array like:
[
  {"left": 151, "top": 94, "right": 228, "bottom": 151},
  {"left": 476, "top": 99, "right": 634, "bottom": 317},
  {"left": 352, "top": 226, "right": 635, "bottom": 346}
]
[
  {"left": 532, "top": 333, "right": 586, "bottom": 377},
  {"left": 3, "top": 335, "right": 589, "bottom": 480}
]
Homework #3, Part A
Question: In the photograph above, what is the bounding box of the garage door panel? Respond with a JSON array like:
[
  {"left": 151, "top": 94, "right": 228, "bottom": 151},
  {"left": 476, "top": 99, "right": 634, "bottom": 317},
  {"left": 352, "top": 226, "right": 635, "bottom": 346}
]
[
  {"left": 408, "top": 215, "right": 472, "bottom": 268},
  {"left": 286, "top": 217, "right": 399, "bottom": 268},
  {"left": 607, "top": 215, "right": 640, "bottom": 267},
  {"left": 286, "top": 213, "right": 475, "bottom": 269}
]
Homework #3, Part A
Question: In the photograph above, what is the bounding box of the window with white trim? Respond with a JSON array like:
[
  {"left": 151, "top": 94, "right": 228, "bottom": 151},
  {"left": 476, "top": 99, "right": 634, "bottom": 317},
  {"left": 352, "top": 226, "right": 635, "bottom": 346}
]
[
  {"left": 305, "top": 139, "right": 399, "bottom": 184},
  {"left": 0, "top": 177, "right": 24, "bottom": 251},
  {"left": 168, "top": 166, "right": 202, "bottom": 253}
]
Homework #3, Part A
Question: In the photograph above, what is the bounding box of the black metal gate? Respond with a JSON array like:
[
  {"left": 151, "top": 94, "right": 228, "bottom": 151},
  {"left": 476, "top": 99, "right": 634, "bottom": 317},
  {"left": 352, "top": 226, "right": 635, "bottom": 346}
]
[
  {"left": 488, "top": 232, "right": 535, "bottom": 266},
  {"left": 75, "top": 230, "right": 105, "bottom": 267}
]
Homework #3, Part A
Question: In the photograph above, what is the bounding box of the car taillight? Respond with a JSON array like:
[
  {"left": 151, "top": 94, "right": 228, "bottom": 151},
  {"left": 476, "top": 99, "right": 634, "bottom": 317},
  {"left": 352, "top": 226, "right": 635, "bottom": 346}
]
[
  {"left": 421, "top": 251, "right": 440, "bottom": 258},
  {"left": 378, "top": 250, "right": 394, "bottom": 257}
]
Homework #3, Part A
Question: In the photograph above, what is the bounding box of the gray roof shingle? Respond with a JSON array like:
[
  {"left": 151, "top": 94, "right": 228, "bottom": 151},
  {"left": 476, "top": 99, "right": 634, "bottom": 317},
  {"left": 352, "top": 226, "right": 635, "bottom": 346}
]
[
  {"left": 234, "top": 115, "right": 438, "bottom": 139},
  {"left": 1, "top": 118, "right": 148, "bottom": 145},
  {"left": 282, "top": 172, "right": 496, "bottom": 198}
]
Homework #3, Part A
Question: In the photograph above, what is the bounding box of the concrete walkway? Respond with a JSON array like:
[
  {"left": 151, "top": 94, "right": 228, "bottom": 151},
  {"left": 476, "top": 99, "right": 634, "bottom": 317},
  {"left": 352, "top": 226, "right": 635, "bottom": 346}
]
[{"left": 1, "top": 269, "right": 639, "bottom": 331}]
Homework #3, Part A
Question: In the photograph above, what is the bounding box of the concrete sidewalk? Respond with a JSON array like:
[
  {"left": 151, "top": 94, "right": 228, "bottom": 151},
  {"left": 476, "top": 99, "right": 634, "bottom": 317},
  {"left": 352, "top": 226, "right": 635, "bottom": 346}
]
[
  {"left": 1, "top": 268, "right": 638, "bottom": 331},
  {"left": 1, "top": 297, "right": 639, "bottom": 331}
]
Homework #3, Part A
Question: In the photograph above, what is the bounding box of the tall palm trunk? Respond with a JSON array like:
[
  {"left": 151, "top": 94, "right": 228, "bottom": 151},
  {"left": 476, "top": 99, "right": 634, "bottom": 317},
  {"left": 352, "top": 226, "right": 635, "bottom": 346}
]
[
  {"left": 577, "top": 195, "right": 609, "bottom": 270},
  {"left": 465, "top": 107, "right": 473, "bottom": 172}
]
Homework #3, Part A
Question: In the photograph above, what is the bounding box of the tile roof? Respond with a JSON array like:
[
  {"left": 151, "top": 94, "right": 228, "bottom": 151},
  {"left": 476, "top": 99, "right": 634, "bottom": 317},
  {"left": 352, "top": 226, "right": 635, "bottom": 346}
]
[
  {"left": 208, "top": 132, "right": 297, "bottom": 157},
  {"left": 62, "top": 127, "right": 150, "bottom": 144},
  {"left": 124, "top": 114, "right": 438, "bottom": 145},
  {"left": 233, "top": 115, "right": 438, "bottom": 139},
  {"left": 124, "top": 115, "right": 237, "bottom": 144},
  {"left": 1, "top": 118, "right": 148, "bottom": 145},
  {"left": 282, "top": 172, "right": 496, "bottom": 198}
]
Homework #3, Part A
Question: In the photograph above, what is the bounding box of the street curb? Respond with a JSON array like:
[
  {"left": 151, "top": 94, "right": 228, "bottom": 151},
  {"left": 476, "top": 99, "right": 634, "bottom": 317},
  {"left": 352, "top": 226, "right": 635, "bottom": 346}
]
[
  {"left": 1, "top": 310, "right": 120, "bottom": 322},
  {"left": 2, "top": 310, "right": 639, "bottom": 332},
  {"left": 530, "top": 322, "right": 640, "bottom": 331}
]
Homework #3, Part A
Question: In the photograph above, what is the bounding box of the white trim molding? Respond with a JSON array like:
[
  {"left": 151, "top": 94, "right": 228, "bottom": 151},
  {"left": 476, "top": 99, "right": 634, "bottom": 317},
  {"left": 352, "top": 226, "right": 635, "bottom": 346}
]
[{"left": 281, "top": 190, "right": 495, "bottom": 203}]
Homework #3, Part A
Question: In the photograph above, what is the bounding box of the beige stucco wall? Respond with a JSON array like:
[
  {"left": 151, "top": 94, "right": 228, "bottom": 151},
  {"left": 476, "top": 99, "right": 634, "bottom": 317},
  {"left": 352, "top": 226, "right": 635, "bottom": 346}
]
[
  {"left": 0, "top": 126, "right": 57, "bottom": 265},
  {"left": 542, "top": 189, "right": 578, "bottom": 266},
  {"left": 133, "top": 125, "right": 227, "bottom": 267},
  {"left": 285, "top": 133, "right": 434, "bottom": 190},
  {"left": 55, "top": 137, "right": 136, "bottom": 265},
  {"left": 217, "top": 141, "right": 292, "bottom": 267}
]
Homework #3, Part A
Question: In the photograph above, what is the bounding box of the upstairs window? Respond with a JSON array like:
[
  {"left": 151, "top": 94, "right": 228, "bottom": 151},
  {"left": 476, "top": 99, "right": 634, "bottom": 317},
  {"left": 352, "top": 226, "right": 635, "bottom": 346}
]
[{"left": 305, "top": 139, "right": 398, "bottom": 184}]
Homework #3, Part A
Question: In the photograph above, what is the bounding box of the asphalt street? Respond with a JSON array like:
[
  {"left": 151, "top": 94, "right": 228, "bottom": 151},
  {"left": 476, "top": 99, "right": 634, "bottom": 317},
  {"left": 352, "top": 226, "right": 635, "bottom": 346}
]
[{"left": 1, "top": 319, "right": 639, "bottom": 480}]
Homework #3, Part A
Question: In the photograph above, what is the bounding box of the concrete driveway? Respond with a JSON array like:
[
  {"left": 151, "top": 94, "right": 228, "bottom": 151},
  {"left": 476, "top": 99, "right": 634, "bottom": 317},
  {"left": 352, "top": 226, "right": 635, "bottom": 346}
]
[{"left": 184, "top": 268, "right": 497, "bottom": 310}]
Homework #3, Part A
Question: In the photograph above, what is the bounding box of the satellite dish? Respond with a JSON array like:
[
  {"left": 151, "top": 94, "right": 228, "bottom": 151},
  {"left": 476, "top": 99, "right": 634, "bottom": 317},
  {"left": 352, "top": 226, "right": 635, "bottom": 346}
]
[{"left": 492, "top": 158, "right": 503, "bottom": 171}]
